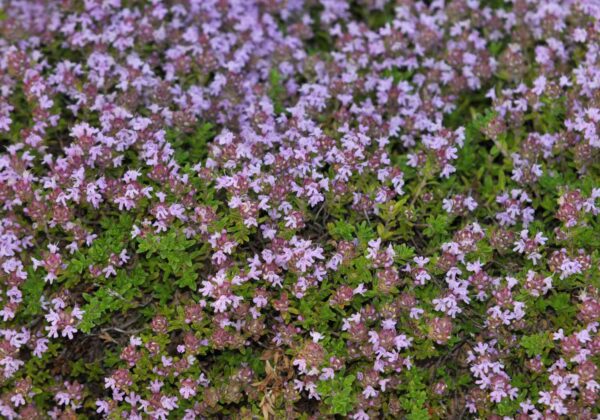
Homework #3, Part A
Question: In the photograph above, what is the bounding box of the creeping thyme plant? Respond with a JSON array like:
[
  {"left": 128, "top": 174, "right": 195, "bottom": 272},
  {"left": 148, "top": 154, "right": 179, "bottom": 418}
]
[{"left": 0, "top": 0, "right": 600, "bottom": 418}]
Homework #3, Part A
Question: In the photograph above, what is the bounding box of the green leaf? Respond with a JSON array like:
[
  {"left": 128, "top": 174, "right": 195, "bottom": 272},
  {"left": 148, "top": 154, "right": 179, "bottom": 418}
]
[
  {"left": 423, "top": 214, "right": 449, "bottom": 238},
  {"left": 394, "top": 243, "right": 415, "bottom": 262},
  {"left": 269, "top": 68, "right": 286, "bottom": 115},
  {"left": 401, "top": 369, "right": 430, "bottom": 420},
  {"left": 327, "top": 220, "right": 355, "bottom": 241},
  {"left": 79, "top": 289, "right": 116, "bottom": 334},
  {"left": 177, "top": 268, "right": 199, "bottom": 289},
  {"left": 520, "top": 332, "right": 553, "bottom": 357},
  {"left": 547, "top": 293, "right": 575, "bottom": 314},
  {"left": 21, "top": 269, "right": 45, "bottom": 316},
  {"left": 320, "top": 374, "right": 356, "bottom": 415}
]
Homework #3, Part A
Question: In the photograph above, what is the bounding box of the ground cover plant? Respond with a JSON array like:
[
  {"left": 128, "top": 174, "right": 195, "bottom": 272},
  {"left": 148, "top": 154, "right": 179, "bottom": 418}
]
[{"left": 0, "top": 0, "right": 599, "bottom": 418}]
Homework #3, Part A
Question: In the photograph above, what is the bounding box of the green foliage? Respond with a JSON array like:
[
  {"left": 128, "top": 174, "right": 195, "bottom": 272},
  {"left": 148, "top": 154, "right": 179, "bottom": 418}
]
[
  {"left": 400, "top": 369, "right": 430, "bottom": 420},
  {"left": 170, "top": 122, "right": 216, "bottom": 164},
  {"left": 520, "top": 332, "right": 554, "bottom": 357},
  {"left": 79, "top": 267, "right": 147, "bottom": 333},
  {"left": 317, "top": 374, "right": 356, "bottom": 415},
  {"left": 269, "top": 69, "right": 286, "bottom": 115},
  {"left": 327, "top": 219, "right": 356, "bottom": 241},
  {"left": 137, "top": 230, "right": 205, "bottom": 292},
  {"left": 21, "top": 268, "right": 45, "bottom": 317},
  {"left": 423, "top": 214, "right": 450, "bottom": 239}
]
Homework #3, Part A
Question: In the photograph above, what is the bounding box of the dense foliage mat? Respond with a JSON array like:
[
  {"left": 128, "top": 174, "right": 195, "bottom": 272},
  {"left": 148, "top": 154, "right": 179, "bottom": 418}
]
[{"left": 0, "top": 0, "right": 599, "bottom": 418}]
